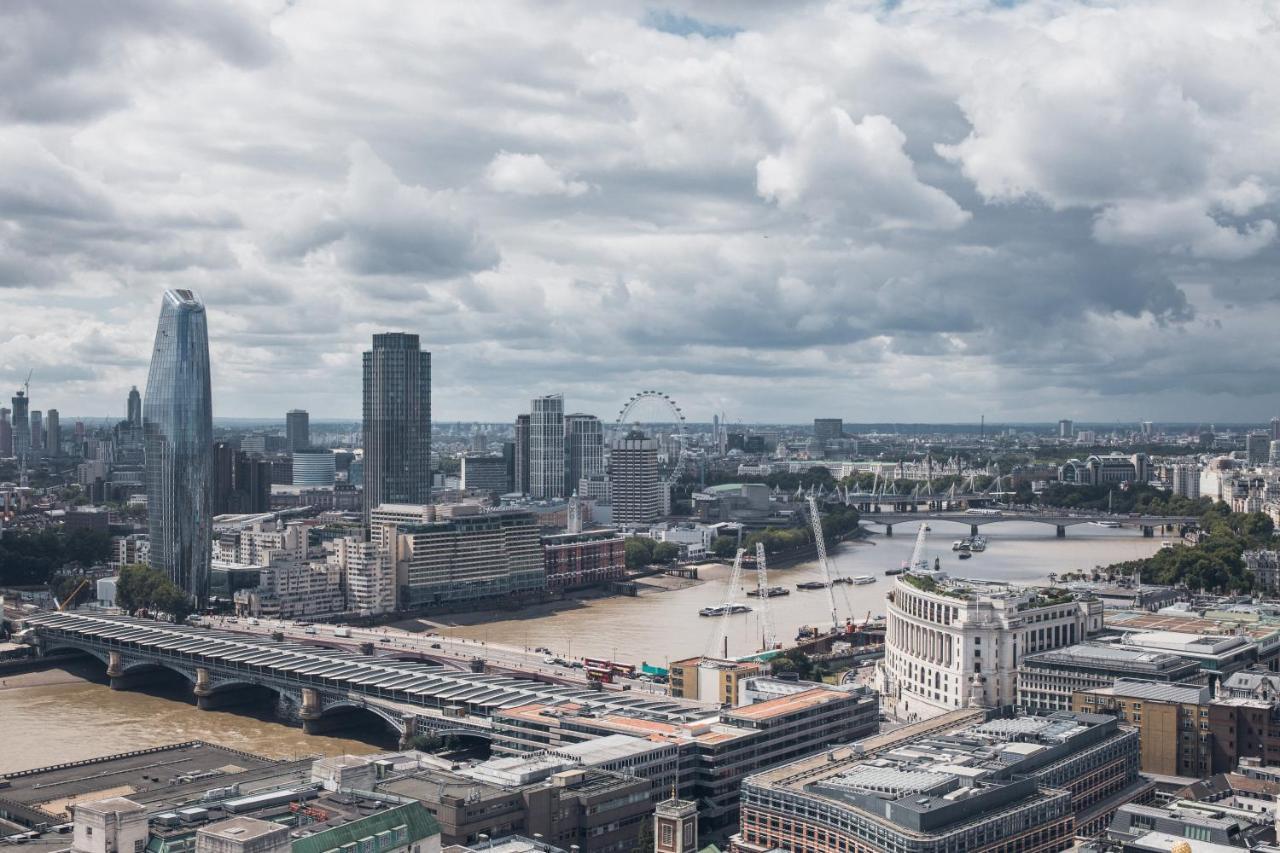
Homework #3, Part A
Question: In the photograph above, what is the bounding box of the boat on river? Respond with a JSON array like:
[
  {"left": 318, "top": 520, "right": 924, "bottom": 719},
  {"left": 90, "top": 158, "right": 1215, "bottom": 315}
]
[
  {"left": 747, "top": 586, "right": 791, "bottom": 598},
  {"left": 699, "top": 603, "right": 752, "bottom": 617}
]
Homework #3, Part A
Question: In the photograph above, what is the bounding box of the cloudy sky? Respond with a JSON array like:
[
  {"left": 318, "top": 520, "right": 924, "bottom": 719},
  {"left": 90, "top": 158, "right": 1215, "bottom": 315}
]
[{"left": 3, "top": 0, "right": 1279, "bottom": 425}]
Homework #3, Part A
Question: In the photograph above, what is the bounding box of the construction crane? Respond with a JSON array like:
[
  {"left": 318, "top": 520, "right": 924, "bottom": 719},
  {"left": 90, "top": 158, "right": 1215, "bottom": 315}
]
[
  {"left": 57, "top": 577, "right": 91, "bottom": 612},
  {"left": 907, "top": 523, "right": 930, "bottom": 573},
  {"left": 704, "top": 548, "right": 747, "bottom": 660},
  {"left": 806, "top": 495, "right": 842, "bottom": 631},
  {"left": 755, "top": 543, "right": 777, "bottom": 650}
]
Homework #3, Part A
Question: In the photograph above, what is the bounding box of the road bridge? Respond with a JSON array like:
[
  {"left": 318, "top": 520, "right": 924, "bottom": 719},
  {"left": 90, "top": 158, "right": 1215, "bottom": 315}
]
[
  {"left": 861, "top": 511, "right": 1198, "bottom": 538},
  {"left": 22, "top": 612, "right": 709, "bottom": 748}
]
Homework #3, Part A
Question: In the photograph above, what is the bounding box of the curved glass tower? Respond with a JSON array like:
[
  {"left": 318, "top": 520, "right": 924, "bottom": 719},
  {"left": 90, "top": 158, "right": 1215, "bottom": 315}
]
[{"left": 144, "top": 289, "right": 213, "bottom": 605}]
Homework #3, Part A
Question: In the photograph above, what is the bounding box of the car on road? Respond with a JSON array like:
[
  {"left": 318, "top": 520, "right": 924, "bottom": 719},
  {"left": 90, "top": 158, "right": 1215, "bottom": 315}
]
[
  {"left": 543, "top": 656, "right": 556, "bottom": 664},
  {"left": 430, "top": 643, "right": 442, "bottom": 649},
  {"left": 380, "top": 637, "right": 391, "bottom": 643}
]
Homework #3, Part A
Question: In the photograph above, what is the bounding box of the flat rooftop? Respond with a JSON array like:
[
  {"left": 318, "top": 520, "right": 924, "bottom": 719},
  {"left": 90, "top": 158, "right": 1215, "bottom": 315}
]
[
  {"left": 1106, "top": 610, "right": 1280, "bottom": 641},
  {"left": 725, "top": 686, "right": 856, "bottom": 720}
]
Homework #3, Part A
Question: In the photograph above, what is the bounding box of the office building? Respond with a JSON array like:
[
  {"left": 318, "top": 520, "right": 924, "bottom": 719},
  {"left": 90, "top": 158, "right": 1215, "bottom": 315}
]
[
  {"left": 1059, "top": 418, "right": 1073, "bottom": 438},
  {"left": 541, "top": 530, "right": 626, "bottom": 591},
  {"left": 285, "top": 408, "right": 310, "bottom": 451},
  {"left": 0, "top": 406, "right": 10, "bottom": 457},
  {"left": 1059, "top": 453, "right": 1150, "bottom": 485},
  {"left": 512, "top": 414, "right": 531, "bottom": 495},
  {"left": 213, "top": 443, "right": 272, "bottom": 514},
  {"left": 813, "top": 418, "right": 843, "bottom": 443},
  {"left": 529, "top": 395, "right": 564, "bottom": 499},
  {"left": 610, "top": 432, "right": 663, "bottom": 524},
  {"left": 362, "top": 332, "right": 432, "bottom": 525},
  {"left": 45, "top": 408, "right": 60, "bottom": 457},
  {"left": 1018, "top": 643, "right": 1201, "bottom": 712},
  {"left": 144, "top": 289, "right": 214, "bottom": 604},
  {"left": 735, "top": 711, "right": 1148, "bottom": 853},
  {"left": 1073, "top": 679, "right": 1214, "bottom": 777},
  {"left": 291, "top": 448, "right": 336, "bottom": 486},
  {"left": 127, "top": 385, "right": 142, "bottom": 427},
  {"left": 393, "top": 510, "right": 545, "bottom": 609},
  {"left": 669, "top": 657, "right": 764, "bottom": 704},
  {"left": 877, "top": 573, "right": 1104, "bottom": 720},
  {"left": 1272, "top": 417, "right": 1280, "bottom": 441},
  {"left": 1248, "top": 431, "right": 1271, "bottom": 465},
  {"left": 29, "top": 409, "right": 43, "bottom": 453},
  {"left": 11, "top": 388, "right": 29, "bottom": 462},
  {"left": 564, "top": 413, "right": 604, "bottom": 495},
  {"left": 1171, "top": 463, "right": 1200, "bottom": 499},
  {"left": 461, "top": 454, "right": 510, "bottom": 494},
  {"left": 327, "top": 536, "right": 395, "bottom": 614}
]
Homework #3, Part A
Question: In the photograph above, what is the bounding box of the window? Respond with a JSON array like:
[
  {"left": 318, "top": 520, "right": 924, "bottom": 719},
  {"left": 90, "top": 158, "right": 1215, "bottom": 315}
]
[{"left": 662, "top": 825, "right": 674, "bottom": 847}]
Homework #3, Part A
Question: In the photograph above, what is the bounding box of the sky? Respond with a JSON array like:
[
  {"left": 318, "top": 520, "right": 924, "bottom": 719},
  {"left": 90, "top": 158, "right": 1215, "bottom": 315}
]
[{"left": 2, "top": 0, "right": 1280, "bottom": 425}]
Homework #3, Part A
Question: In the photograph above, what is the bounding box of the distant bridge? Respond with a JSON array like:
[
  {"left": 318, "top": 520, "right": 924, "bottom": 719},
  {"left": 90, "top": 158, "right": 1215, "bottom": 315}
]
[
  {"left": 860, "top": 511, "right": 1198, "bottom": 538},
  {"left": 23, "top": 612, "right": 705, "bottom": 747}
]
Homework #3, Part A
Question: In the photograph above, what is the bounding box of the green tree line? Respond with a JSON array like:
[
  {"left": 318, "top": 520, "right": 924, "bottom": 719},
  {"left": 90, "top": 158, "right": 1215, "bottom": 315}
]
[
  {"left": 1106, "top": 507, "right": 1275, "bottom": 593},
  {"left": 0, "top": 528, "right": 113, "bottom": 586}
]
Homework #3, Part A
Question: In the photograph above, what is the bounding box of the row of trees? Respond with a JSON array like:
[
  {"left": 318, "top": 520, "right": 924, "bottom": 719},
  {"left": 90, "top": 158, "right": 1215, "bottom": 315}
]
[
  {"left": 0, "top": 527, "right": 113, "bottom": 586},
  {"left": 1106, "top": 506, "right": 1275, "bottom": 593},
  {"left": 623, "top": 537, "right": 682, "bottom": 570},
  {"left": 1038, "top": 482, "right": 1213, "bottom": 515},
  {"left": 709, "top": 504, "right": 863, "bottom": 558},
  {"left": 115, "top": 564, "right": 194, "bottom": 619}
]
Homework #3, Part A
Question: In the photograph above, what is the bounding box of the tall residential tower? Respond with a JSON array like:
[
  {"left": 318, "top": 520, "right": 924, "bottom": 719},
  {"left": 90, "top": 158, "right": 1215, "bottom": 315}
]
[
  {"left": 564, "top": 413, "right": 604, "bottom": 495},
  {"left": 144, "top": 289, "right": 213, "bottom": 604},
  {"left": 127, "top": 386, "right": 142, "bottom": 427},
  {"left": 362, "top": 333, "right": 432, "bottom": 524},
  {"left": 286, "top": 409, "right": 310, "bottom": 451},
  {"left": 529, "top": 395, "right": 565, "bottom": 499}
]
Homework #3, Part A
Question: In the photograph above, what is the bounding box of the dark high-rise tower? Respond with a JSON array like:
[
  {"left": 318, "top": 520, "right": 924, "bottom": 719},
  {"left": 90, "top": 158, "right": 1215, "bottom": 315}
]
[
  {"left": 127, "top": 386, "right": 142, "bottom": 427},
  {"left": 286, "top": 409, "right": 310, "bottom": 452},
  {"left": 564, "top": 413, "right": 604, "bottom": 495},
  {"left": 29, "top": 410, "right": 43, "bottom": 454},
  {"left": 11, "top": 390, "right": 29, "bottom": 462},
  {"left": 513, "top": 414, "right": 530, "bottom": 494},
  {"left": 0, "top": 407, "right": 11, "bottom": 458},
  {"left": 362, "top": 333, "right": 431, "bottom": 524},
  {"left": 144, "top": 289, "right": 213, "bottom": 605},
  {"left": 46, "top": 409, "right": 60, "bottom": 458}
]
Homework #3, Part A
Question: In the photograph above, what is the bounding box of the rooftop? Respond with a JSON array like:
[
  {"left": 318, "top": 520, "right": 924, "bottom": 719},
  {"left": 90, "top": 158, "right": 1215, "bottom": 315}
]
[
  {"left": 1088, "top": 679, "right": 1210, "bottom": 704},
  {"left": 1023, "top": 643, "right": 1195, "bottom": 672}
]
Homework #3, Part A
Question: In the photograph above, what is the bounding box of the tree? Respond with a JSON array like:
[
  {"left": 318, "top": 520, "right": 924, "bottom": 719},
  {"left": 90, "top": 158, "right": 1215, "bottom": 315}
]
[
  {"left": 624, "top": 537, "right": 656, "bottom": 570},
  {"left": 116, "top": 564, "right": 193, "bottom": 620},
  {"left": 711, "top": 537, "right": 739, "bottom": 559},
  {"left": 651, "top": 542, "right": 681, "bottom": 563}
]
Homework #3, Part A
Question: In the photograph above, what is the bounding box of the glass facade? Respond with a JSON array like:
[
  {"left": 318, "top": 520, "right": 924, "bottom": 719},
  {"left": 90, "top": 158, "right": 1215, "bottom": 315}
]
[
  {"left": 529, "top": 394, "right": 564, "bottom": 499},
  {"left": 564, "top": 413, "right": 604, "bottom": 495},
  {"left": 362, "top": 333, "right": 432, "bottom": 523},
  {"left": 144, "top": 289, "right": 213, "bottom": 604}
]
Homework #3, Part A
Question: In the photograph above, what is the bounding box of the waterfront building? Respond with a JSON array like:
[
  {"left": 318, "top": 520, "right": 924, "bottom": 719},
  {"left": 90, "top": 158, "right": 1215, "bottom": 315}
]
[
  {"left": 11, "top": 388, "right": 29, "bottom": 462},
  {"left": 327, "top": 536, "right": 395, "bottom": 614},
  {"left": 393, "top": 510, "right": 545, "bottom": 609},
  {"left": 691, "top": 483, "right": 773, "bottom": 525},
  {"left": 513, "top": 414, "right": 531, "bottom": 494},
  {"left": 0, "top": 406, "right": 10, "bottom": 457},
  {"left": 127, "top": 385, "right": 142, "bottom": 427},
  {"left": 564, "top": 413, "right": 604, "bottom": 495},
  {"left": 609, "top": 431, "right": 663, "bottom": 524},
  {"left": 668, "top": 657, "right": 764, "bottom": 704},
  {"left": 1018, "top": 643, "right": 1201, "bottom": 712},
  {"left": 362, "top": 332, "right": 432, "bottom": 525},
  {"left": 46, "top": 408, "right": 60, "bottom": 457},
  {"left": 461, "top": 454, "right": 510, "bottom": 493},
  {"left": 529, "top": 395, "right": 565, "bottom": 499},
  {"left": 285, "top": 408, "right": 309, "bottom": 451},
  {"left": 541, "top": 530, "right": 625, "bottom": 591},
  {"left": 813, "top": 418, "right": 843, "bottom": 443},
  {"left": 1074, "top": 679, "right": 1214, "bottom": 777},
  {"left": 144, "top": 289, "right": 213, "bottom": 604},
  {"left": 735, "top": 711, "right": 1149, "bottom": 853},
  {"left": 877, "top": 572, "right": 1104, "bottom": 720},
  {"left": 291, "top": 447, "right": 336, "bottom": 486}
]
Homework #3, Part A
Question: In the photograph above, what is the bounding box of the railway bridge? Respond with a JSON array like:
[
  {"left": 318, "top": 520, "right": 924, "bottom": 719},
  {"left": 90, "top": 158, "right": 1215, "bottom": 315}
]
[
  {"left": 861, "top": 511, "right": 1198, "bottom": 538},
  {"left": 23, "top": 612, "right": 702, "bottom": 748}
]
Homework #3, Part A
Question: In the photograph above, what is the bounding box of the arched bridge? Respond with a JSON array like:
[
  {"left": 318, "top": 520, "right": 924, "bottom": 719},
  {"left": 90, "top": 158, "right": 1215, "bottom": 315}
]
[
  {"left": 861, "top": 511, "right": 1198, "bottom": 538},
  {"left": 24, "top": 612, "right": 702, "bottom": 747}
]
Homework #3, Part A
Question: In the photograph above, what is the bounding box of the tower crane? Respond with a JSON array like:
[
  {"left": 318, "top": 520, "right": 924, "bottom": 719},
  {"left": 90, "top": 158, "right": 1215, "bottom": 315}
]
[
  {"left": 806, "top": 495, "right": 842, "bottom": 631},
  {"left": 704, "top": 548, "right": 747, "bottom": 660},
  {"left": 907, "top": 523, "right": 930, "bottom": 573},
  {"left": 755, "top": 543, "right": 777, "bottom": 650}
]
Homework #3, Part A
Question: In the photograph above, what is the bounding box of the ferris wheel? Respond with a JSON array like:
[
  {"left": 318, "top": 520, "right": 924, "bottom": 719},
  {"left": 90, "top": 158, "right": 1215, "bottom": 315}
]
[{"left": 614, "top": 390, "right": 690, "bottom": 488}]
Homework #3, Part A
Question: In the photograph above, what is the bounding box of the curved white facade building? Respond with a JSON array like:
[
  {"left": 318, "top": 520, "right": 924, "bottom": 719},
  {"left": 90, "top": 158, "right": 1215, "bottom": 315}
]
[{"left": 876, "top": 572, "right": 1103, "bottom": 721}]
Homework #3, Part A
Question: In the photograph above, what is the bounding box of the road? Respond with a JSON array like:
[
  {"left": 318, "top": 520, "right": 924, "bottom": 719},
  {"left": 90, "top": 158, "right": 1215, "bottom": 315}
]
[{"left": 201, "top": 615, "right": 670, "bottom": 696}]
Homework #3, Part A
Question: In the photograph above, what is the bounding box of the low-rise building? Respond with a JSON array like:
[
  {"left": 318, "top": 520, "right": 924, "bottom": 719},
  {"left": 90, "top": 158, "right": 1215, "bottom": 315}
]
[
  {"left": 541, "top": 531, "right": 625, "bottom": 591},
  {"left": 1073, "top": 679, "right": 1213, "bottom": 777},
  {"left": 1018, "top": 643, "right": 1202, "bottom": 712},
  {"left": 668, "top": 657, "right": 763, "bottom": 705}
]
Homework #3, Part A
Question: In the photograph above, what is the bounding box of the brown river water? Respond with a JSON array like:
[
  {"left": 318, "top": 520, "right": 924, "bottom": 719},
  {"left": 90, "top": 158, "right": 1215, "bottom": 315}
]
[{"left": 0, "top": 521, "right": 1160, "bottom": 774}]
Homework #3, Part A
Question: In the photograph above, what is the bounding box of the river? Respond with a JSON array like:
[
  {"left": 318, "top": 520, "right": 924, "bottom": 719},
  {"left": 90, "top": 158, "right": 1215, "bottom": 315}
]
[{"left": 0, "top": 521, "right": 1160, "bottom": 774}]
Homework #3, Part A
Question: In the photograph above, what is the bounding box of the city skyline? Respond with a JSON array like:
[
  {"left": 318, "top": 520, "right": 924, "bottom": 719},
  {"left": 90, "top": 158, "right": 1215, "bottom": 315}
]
[{"left": 4, "top": 3, "right": 1280, "bottom": 422}]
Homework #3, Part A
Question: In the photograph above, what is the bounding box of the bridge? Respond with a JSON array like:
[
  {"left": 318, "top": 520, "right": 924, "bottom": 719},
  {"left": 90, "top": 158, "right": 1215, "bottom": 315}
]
[
  {"left": 22, "top": 612, "right": 708, "bottom": 748},
  {"left": 860, "top": 511, "right": 1198, "bottom": 538}
]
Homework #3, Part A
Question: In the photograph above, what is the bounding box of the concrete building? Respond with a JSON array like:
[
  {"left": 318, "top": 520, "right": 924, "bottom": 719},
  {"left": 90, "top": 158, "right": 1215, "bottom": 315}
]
[
  {"left": 1018, "top": 643, "right": 1202, "bottom": 712},
  {"left": 1249, "top": 431, "right": 1271, "bottom": 465},
  {"left": 528, "top": 395, "right": 565, "bottom": 499},
  {"left": 735, "top": 711, "right": 1148, "bottom": 853},
  {"left": 541, "top": 530, "right": 625, "bottom": 591},
  {"left": 393, "top": 510, "right": 545, "bottom": 609},
  {"left": 669, "top": 657, "right": 763, "bottom": 705},
  {"left": 691, "top": 483, "right": 773, "bottom": 525},
  {"left": 71, "top": 797, "right": 150, "bottom": 853},
  {"left": 1172, "top": 463, "right": 1201, "bottom": 499},
  {"left": 363, "top": 333, "right": 432, "bottom": 525},
  {"left": 564, "top": 414, "right": 604, "bottom": 496},
  {"left": 285, "top": 409, "right": 310, "bottom": 452},
  {"left": 144, "top": 289, "right": 214, "bottom": 605},
  {"left": 1059, "top": 453, "right": 1150, "bottom": 486},
  {"left": 877, "top": 572, "right": 1104, "bottom": 720},
  {"left": 461, "top": 455, "right": 510, "bottom": 494},
  {"left": 214, "top": 443, "right": 273, "bottom": 514},
  {"left": 1247, "top": 550, "right": 1280, "bottom": 594},
  {"left": 196, "top": 817, "right": 290, "bottom": 853},
  {"left": 1059, "top": 418, "right": 1073, "bottom": 438},
  {"left": 11, "top": 388, "right": 29, "bottom": 463},
  {"left": 291, "top": 448, "right": 336, "bottom": 487},
  {"left": 609, "top": 432, "right": 663, "bottom": 524},
  {"left": 0, "top": 406, "right": 11, "bottom": 457},
  {"left": 328, "top": 536, "right": 395, "bottom": 615},
  {"left": 29, "top": 409, "right": 43, "bottom": 454},
  {"left": 1074, "top": 679, "right": 1214, "bottom": 777}
]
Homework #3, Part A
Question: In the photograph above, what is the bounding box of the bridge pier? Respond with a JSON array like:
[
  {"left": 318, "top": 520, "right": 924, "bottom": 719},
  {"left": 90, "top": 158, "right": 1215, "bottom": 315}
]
[
  {"left": 970, "top": 524, "right": 979, "bottom": 537},
  {"left": 884, "top": 525, "right": 892, "bottom": 537},
  {"left": 1142, "top": 525, "right": 1154, "bottom": 538},
  {"left": 1056, "top": 525, "right": 1066, "bottom": 539},
  {"left": 398, "top": 715, "right": 417, "bottom": 750}
]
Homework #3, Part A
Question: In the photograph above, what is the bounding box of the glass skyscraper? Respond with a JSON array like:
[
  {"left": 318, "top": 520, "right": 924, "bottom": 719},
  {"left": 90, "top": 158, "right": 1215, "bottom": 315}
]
[
  {"left": 564, "top": 413, "right": 604, "bottom": 495},
  {"left": 362, "top": 333, "right": 431, "bottom": 525},
  {"left": 144, "top": 289, "right": 213, "bottom": 605},
  {"left": 529, "top": 394, "right": 565, "bottom": 499}
]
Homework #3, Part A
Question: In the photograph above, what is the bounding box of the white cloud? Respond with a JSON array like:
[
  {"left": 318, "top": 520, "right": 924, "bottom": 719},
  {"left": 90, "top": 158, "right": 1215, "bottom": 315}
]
[{"left": 484, "top": 152, "right": 590, "bottom": 197}]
